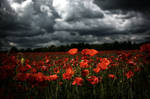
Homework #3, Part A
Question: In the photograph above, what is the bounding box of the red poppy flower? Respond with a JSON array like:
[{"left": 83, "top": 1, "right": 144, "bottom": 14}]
[
  {"left": 87, "top": 76, "right": 99, "bottom": 85},
  {"left": 127, "top": 59, "right": 136, "bottom": 66},
  {"left": 81, "top": 69, "right": 89, "bottom": 76},
  {"left": 93, "top": 67, "right": 101, "bottom": 73},
  {"left": 68, "top": 48, "right": 78, "bottom": 55},
  {"left": 26, "top": 64, "right": 32, "bottom": 70},
  {"left": 33, "top": 72, "right": 45, "bottom": 82},
  {"left": 62, "top": 73, "right": 73, "bottom": 80},
  {"left": 97, "top": 58, "right": 110, "bottom": 70},
  {"left": 81, "top": 49, "right": 98, "bottom": 56},
  {"left": 80, "top": 59, "right": 89, "bottom": 68},
  {"left": 72, "top": 77, "right": 84, "bottom": 86},
  {"left": 126, "top": 71, "right": 134, "bottom": 79},
  {"left": 41, "top": 66, "right": 48, "bottom": 71},
  {"left": 81, "top": 49, "right": 90, "bottom": 55},
  {"left": 62, "top": 67, "right": 74, "bottom": 80},
  {"left": 108, "top": 74, "right": 116, "bottom": 79},
  {"left": 88, "top": 49, "right": 99, "bottom": 56},
  {"left": 47, "top": 74, "right": 58, "bottom": 81},
  {"left": 53, "top": 67, "right": 60, "bottom": 74},
  {"left": 45, "top": 59, "right": 50, "bottom": 63},
  {"left": 66, "top": 67, "right": 75, "bottom": 75}
]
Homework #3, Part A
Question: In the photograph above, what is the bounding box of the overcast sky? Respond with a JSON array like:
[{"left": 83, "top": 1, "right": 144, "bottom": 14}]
[{"left": 0, "top": 0, "right": 150, "bottom": 50}]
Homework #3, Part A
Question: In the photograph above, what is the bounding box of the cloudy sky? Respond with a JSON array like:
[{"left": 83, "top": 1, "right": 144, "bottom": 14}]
[{"left": 0, "top": 0, "right": 150, "bottom": 50}]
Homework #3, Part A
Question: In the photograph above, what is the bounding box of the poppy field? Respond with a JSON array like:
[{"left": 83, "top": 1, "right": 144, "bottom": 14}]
[{"left": 0, "top": 44, "right": 150, "bottom": 99}]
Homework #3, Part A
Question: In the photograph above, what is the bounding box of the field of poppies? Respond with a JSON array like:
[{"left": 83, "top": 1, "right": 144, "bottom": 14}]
[{"left": 0, "top": 44, "right": 150, "bottom": 99}]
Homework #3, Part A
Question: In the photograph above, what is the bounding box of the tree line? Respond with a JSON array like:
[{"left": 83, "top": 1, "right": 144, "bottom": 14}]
[{"left": 6, "top": 41, "right": 148, "bottom": 52}]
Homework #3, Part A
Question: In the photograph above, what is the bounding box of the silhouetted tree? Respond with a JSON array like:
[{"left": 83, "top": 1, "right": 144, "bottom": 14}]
[{"left": 10, "top": 46, "right": 18, "bottom": 53}]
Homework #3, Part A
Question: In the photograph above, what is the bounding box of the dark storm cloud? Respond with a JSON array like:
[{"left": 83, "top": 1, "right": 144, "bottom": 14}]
[
  {"left": 0, "top": 0, "right": 57, "bottom": 49},
  {"left": 0, "top": 0, "right": 56, "bottom": 33},
  {"left": 54, "top": 11, "right": 150, "bottom": 33},
  {"left": 7, "top": 36, "right": 51, "bottom": 46},
  {"left": 0, "top": 0, "right": 150, "bottom": 50},
  {"left": 53, "top": 0, "right": 104, "bottom": 21},
  {"left": 94, "top": 0, "right": 150, "bottom": 11}
]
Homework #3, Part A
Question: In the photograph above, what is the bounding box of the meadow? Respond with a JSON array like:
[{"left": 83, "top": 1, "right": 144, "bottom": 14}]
[{"left": 0, "top": 44, "right": 150, "bottom": 99}]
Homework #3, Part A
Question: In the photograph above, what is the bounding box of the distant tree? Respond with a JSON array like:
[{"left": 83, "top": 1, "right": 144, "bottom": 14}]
[
  {"left": 10, "top": 46, "right": 18, "bottom": 52},
  {"left": 26, "top": 48, "right": 32, "bottom": 52},
  {"left": 13, "top": 41, "right": 146, "bottom": 52}
]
